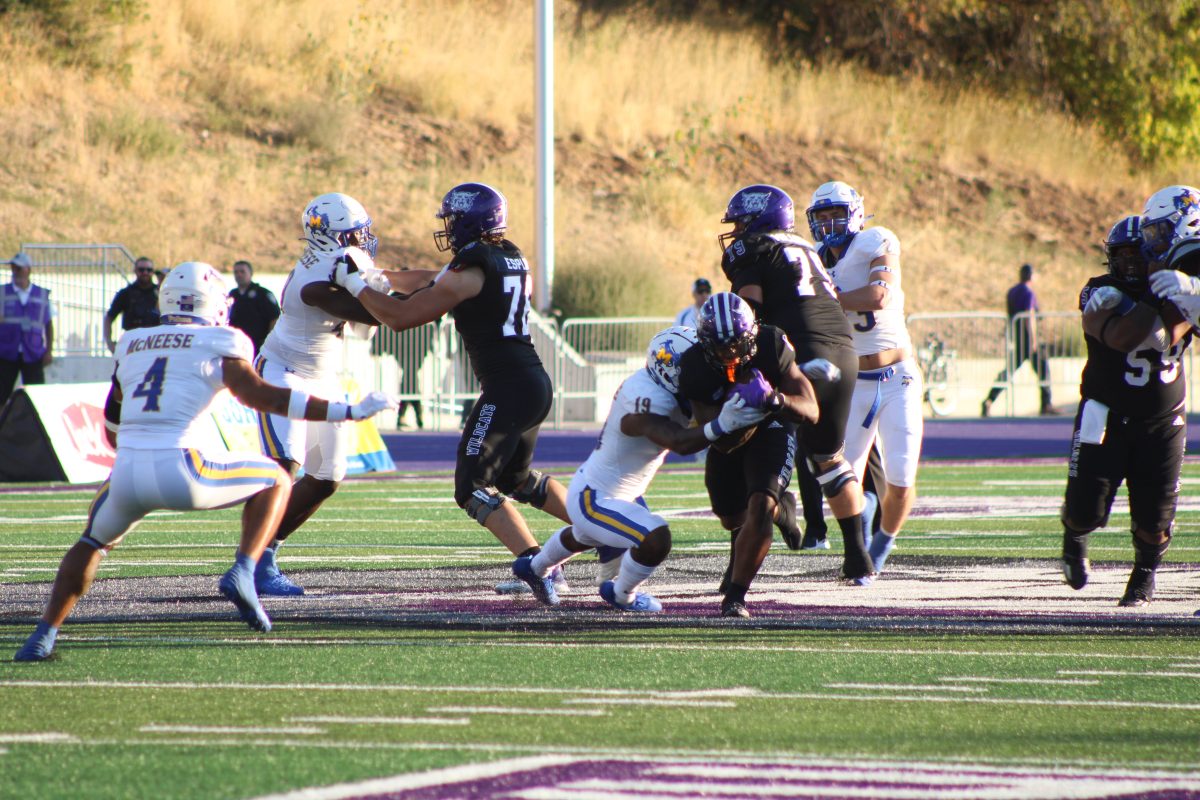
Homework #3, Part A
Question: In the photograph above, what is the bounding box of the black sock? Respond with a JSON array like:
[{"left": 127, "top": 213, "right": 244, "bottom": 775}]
[
  {"left": 1062, "top": 528, "right": 1089, "bottom": 560},
  {"left": 725, "top": 581, "right": 748, "bottom": 605},
  {"left": 518, "top": 546, "right": 541, "bottom": 559},
  {"left": 1131, "top": 535, "right": 1168, "bottom": 571},
  {"left": 837, "top": 514, "right": 869, "bottom": 561}
]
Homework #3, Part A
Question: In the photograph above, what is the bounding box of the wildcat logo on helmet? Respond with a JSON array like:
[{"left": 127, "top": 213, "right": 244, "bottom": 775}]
[
  {"left": 740, "top": 192, "right": 772, "bottom": 214},
  {"left": 446, "top": 190, "right": 480, "bottom": 213}
]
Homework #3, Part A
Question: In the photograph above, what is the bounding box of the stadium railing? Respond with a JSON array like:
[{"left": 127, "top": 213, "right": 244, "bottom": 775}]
[{"left": 20, "top": 243, "right": 1200, "bottom": 428}]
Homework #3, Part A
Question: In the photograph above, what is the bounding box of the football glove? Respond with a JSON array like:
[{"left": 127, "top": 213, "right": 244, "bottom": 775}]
[
  {"left": 1149, "top": 269, "right": 1200, "bottom": 298},
  {"left": 799, "top": 358, "right": 841, "bottom": 382},
  {"left": 350, "top": 391, "right": 395, "bottom": 420},
  {"left": 331, "top": 247, "right": 373, "bottom": 297},
  {"left": 1083, "top": 285, "right": 1123, "bottom": 314},
  {"left": 704, "top": 395, "right": 768, "bottom": 442}
]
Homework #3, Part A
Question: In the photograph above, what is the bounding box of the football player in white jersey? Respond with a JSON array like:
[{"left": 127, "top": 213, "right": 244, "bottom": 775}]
[
  {"left": 13, "top": 262, "right": 392, "bottom": 661},
  {"left": 252, "top": 192, "right": 397, "bottom": 596},
  {"left": 807, "top": 181, "right": 922, "bottom": 578},
  {"left": 515, "top": 326, "right": 766, "bottom": 610}
]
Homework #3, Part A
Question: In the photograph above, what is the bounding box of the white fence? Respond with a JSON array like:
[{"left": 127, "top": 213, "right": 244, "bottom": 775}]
[{"left": 20, "top": 243, "right": 1200, "bottom": 429}]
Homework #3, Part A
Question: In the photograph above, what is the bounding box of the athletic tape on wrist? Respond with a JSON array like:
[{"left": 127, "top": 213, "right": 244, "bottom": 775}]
[
  {"left": 287, "top": 390, "right": 310, "bottom": 420},
  {"left": 326, "top": 402, "right": 350, "bottom": 422},
  {"left": 703, "top": 420, "right": 724, "bottom": 442}
]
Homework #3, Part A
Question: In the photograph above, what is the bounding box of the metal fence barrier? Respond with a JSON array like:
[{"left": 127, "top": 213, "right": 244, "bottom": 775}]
[{"left": 19, "top": 242, "right": 1200, "bottom": 428}]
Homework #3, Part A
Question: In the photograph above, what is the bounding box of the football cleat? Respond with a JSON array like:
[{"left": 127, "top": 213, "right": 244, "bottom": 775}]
[
  {"left": 218, "top": 566, "right": 272, "bottom": 633},
  {"left": 254, "top": 548, "right": 305, "bottom": 597},
  {"left": 496, "top": 565, "right": 568, "bottom": 595},
  {"left": 776, "top": 491, "right": 802, "bottom": 550},
  {"left": 838, "top": 565, "right": 877, "bottom": 586},
  {"left": 1118, "top": 567, "right": 1155, "bottom": 608},
  {"left": 511, "top": 556, "right": 561, "bottom": 606},
  {"left": 599, "top": 580, "right": 662, "bottom": 613},
  {"left": 720, "top": 600, "right": 751, "bottom": 619},
  {"left": 1061, "top": 556, "right": 1090, "bottom": 591},
  {"left": 800, "top": 529, "right": 830, "bottom": 550},
  {"left": 13, "top": 621, "right": 58, "bottom": 662}
]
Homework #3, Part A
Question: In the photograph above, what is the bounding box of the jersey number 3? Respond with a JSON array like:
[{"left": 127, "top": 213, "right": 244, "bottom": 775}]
[{"left": 131, "top": 357, "right": 168, "bottom": 412}]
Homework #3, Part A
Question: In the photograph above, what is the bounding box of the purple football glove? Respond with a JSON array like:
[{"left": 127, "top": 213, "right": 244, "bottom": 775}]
[{"left": 730, "top": 368, "right": 777, "bottom": 410}]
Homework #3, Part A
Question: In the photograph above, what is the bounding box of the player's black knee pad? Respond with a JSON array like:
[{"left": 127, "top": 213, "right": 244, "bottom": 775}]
[
  {"left": 464, "top": 486, "right": 506, "bottom": 526},
  {"left": 509, "top": 469, "right": 550, "bottom": 509},
  {"left": 1060, "top": 504, "right": 1105, "bottom": 536},
  {"left": 810, "top": 457, "right": 857, "bottom": 499}
]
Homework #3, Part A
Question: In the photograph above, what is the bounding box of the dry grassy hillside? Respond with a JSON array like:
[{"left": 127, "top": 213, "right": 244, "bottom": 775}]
[{"left": 1, "top": 0, "right": 1195, "bottom": 315}]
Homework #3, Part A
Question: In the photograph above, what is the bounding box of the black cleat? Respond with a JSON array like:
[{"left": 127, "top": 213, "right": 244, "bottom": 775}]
[
  {"left": 800, "top": 527, "right": 830, "bottom": 550},
  {"left": 721, "top": 600, "right": 751, "bottom": 619},
  {"left": 1061, "top": 556, "right": 1090, "bottom": 591},
  {"left": 776, "top": 491, "right": 802, "bottom": 550},
  {"left": 1118, "top": 567, "right": 1155, "bottom": 608}
]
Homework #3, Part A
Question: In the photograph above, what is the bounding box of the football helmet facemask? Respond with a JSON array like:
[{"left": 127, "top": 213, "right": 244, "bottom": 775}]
[
  {"left": 1104, "top": 215, "right": 1148, "bottom": 287},
  {"left": 158, "top": 261, "right": 232, "bottom": 326},
  {"left": 806, "top": 181, "right": 866, "bottom": 248},
  {"left": 1140, "top": 185, "right": 1200, "bottom": 262},
  {"left": 696, "top": 292, "right": 758, "bottom": 381},
  {"left": 302, "top": 193, "right": 378, "bottom": 258},
  {"left": 434, "top": 182, "right": 508, "bottom": 253},
  {"left": 718, "top": 184, "right": 795, "bottom": 251},
  {"left": 645, "top": 326, "right": 699, "bottom": 395}
]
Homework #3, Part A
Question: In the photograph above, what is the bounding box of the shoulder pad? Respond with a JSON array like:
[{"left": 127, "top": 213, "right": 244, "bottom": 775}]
[{"left": 448, "top": 241, "right": 489, "bottom": 272}]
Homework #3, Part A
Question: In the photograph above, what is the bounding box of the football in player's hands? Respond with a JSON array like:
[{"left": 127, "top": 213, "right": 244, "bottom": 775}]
[
  {"left": 728, "top": 368, "right": 775, "bottom": 409},
  {"left": 1083, "top": 285, "right": 1123, "bottom": 314}
]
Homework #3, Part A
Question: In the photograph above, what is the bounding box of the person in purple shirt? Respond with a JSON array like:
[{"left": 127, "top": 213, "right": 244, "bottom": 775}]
[{"left": 982, "top": 263, "right": 1058, "bottom": 416}]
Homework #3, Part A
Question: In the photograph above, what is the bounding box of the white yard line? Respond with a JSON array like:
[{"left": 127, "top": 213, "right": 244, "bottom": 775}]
[
  {"left": 140, "top": 724, "right": 324, "bottom": 735},
  {"left": 561, "top": 698, "right": 737, "bottom": 708},
  {"left": 284, "top": 716, "right": 470, "bottom": 726},
  {"left": 1058, "top": 670, "right": 1200, "bottom": 679},
  {"left": 426, "top": 706, "right": 608, "bottom": 717},
  {"left": 938, "top": 676, "right": 1101, "bottom": 686},
  {"left": 0, "top": 733, "right": 78, "bottom": 743},
  {"left": 824, "top": 683, "right": 987, "bottom": 693}
]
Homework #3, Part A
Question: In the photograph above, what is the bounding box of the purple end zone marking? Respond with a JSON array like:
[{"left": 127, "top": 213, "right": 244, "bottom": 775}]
[{"left": 333, "top": 758, "right": 1200, "bottom": 800}]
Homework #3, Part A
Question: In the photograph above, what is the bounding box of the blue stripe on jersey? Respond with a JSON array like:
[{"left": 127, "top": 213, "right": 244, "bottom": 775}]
[
  {"left": 81, "top": 480, "right": 111, "bottom": 539},
  {"left": 253, "top": 354, "right": 288, "bottom": 461},
  {"left": 578, "top": 487, "right": 648, "bottom": 545},
  {"left": 184, "top": 449, "right": 279, "bottom": 487}
]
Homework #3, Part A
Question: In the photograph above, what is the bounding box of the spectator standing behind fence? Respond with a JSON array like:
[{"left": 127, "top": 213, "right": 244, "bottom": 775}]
[
  {"left": 981, "top": 263, "right": 1058, "bottom": 416},
  {"left": 0, "top": 252, "right": 54, "bottom": 406},
  {"left": 104, "top": 256, "right": 160, "bottom": 353},
  {"left": 675, "top": 278, "right": 712, "bottom": 329},
  {"left": 228, "top": 260, "right": 281, "bottom": 354}
]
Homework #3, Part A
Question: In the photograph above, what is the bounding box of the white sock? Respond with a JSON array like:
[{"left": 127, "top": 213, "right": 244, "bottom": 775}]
[
  {"left": 612, "top": 550, "right": 656, "bottom": 603},
  {"left": 530, "top": 527, "right": 575, "bottom": 576}
]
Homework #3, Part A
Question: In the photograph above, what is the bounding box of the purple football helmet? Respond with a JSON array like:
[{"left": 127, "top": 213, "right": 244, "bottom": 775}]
[
  {"left": 718, "top": 184, "right": 795, "bottom": 251},
  {"left": 696, "top": 292, "right": 759, "bottom": 379},
  {"left": 434, "top": 182, "right": 508, "bottom": 253},
  {"left": 1104, "top": 215, "right": 1147, "bottom": 286}
]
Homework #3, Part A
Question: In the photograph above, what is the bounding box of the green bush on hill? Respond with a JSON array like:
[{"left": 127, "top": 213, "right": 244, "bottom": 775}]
[{"left": 581, "top": 0, "right": 1200, "bottom": 163}]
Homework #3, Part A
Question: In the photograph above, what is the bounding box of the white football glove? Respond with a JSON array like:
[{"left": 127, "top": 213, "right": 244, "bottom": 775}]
[
  {"left": 1149, "top": 269, "right": 1200, "bottom": 298},
  {"left": 360, "top": 268, "right": 392, "bottom": 293},
  {"left": 349, "top": 391, "right": 395, "bottom": 421},
  {"left": 708, "top": 394, "right": 769, "bottom": 439},
  {"left": 799, "top": 358, "right": 841, "bottom": 382},
  {"left": 331, "top": 247, "right": 374, "bottom": 298},
  {"left": 1083, "top": 285, "right": 1124, "bottom": 314}
]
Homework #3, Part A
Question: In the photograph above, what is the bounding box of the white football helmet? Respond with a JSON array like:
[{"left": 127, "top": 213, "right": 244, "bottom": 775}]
[
  {"left": 1141, "top": 185, "right": 1200, "bottom": 262},
  {"left": 302, "top": 192, "right": 378, "bottom": 257},
  {"left": 158, "top": 261, "right": 232, "bottom": 325},
  {"left": 646, "top": 326, "right": 699, "bottom": 395},
  {"left": 806, "top": 181, "right": 866, "bottom": 248}
]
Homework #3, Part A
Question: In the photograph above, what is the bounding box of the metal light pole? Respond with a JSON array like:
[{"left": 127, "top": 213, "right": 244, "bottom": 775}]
[{"left": 534, "top": 0, "right": 554, "bottom": 313}]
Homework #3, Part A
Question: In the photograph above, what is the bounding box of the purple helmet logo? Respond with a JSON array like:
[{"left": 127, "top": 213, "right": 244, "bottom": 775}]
[
  {"left": 434, "top": 182, "right": 508, "bottom": 253},
  {"left": 719, "top": 184, "right": 795, "bottom": 252},
  {"left": 696, "top": 292, "right": 759, "bottom": 380}
]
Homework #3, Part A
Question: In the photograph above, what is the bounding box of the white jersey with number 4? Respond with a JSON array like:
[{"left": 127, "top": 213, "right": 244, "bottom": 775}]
[
  {"left": 114, "top": 324, "right": 252, "bottom": 450},
  {"left": 259, "top": 249, "right": 347, "bottom": 379},
  {"left": 576, "top": 368, "right": 689, "bottom": 500},
  {"left": 830, "top": 227, "right": 912, "bottom": 356}
]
